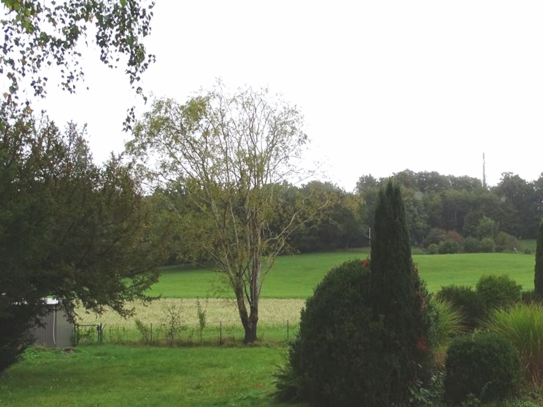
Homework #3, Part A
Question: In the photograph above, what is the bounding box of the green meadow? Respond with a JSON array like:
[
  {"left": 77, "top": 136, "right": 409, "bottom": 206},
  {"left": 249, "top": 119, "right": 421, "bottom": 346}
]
[
  {"left": 4, "top": 249, "right": 541, "bottom": 407},
  {"left": 0, "top": 346, "right": 298, "bottom": 407},
  {"left": 149, "top": 252, "right": 537, "bottom": 299}
]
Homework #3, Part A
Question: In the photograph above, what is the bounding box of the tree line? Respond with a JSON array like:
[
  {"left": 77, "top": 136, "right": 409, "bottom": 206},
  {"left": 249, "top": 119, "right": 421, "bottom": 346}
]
[{"left": 154, "top": 169, "right": 543, "bottom": 261}]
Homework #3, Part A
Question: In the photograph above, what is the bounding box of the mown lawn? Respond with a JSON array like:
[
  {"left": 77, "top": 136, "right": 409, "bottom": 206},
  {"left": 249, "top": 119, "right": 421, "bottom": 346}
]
[
  {"left": 0, "top": 345, "right": 299, "bottom": 407},
  {"left": 149, "top": 252, "right": 537, "bottom": 299}
]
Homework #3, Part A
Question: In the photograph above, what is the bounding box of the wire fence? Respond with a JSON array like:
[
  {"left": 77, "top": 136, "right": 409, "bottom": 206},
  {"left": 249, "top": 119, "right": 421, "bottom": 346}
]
[{"left": 74, "top": 320, "right": 299, "bottom": 346}]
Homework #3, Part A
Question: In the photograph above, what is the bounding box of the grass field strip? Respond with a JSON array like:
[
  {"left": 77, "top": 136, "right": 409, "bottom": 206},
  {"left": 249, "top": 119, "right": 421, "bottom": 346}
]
[{"left": 76, "top": 298, "right": 305, "bottom": 344}]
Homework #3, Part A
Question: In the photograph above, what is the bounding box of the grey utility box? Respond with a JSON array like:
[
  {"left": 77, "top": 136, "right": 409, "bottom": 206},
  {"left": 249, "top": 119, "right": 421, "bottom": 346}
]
[{"left": 32, "top": 299, "right": 74, "bottom": 348}]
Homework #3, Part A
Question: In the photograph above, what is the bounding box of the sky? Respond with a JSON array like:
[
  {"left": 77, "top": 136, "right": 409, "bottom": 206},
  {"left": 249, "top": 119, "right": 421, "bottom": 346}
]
[{"left": 32, "top": 0, "right": 543, "bottom": 191}]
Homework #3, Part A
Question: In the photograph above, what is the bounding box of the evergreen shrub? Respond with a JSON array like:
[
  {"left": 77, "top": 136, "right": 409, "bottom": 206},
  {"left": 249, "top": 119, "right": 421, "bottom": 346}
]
[
  {"left": 369, "top": 181, "right": 433, "bottom": 406},
  {"left": 435, "top": 285, "right": 485, "bottom": 330},
  {"left": 277, "top": 259, "right": 382, "bottom": 407},
  {"left": 0, "top": 305, "right": 36, "bottom": 375},
  {"left": 476, "top": 274, "right": 522, "bottom": 311},
  {"left": 276, "top": 181, "right": 434, "bottom": 407},
  {"left": 444, "top": 332, "right": 521, "bottom": 404}
]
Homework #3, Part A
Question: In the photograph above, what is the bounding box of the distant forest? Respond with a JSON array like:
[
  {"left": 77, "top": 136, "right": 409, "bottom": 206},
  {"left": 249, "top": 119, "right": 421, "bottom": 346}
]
[
  {"left": 287, "top": 170, "right": 543, "bottom": 254},
  {"left": 155, "top": 169, "right": 543, "bottom": 262}
]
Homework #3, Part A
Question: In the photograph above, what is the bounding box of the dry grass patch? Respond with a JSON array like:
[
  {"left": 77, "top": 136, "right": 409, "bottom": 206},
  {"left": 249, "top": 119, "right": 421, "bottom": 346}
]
[{"left": 77, "top": 298, "right": 305, "bottom": 329}]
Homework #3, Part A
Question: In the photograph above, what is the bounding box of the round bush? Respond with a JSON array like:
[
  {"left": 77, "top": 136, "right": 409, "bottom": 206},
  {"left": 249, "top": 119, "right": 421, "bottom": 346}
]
[
  {"left": 436, "top": 285, "right": 486, "bottom": 330},
  {"left": 283, "top": 260, "right": 389, "bottom": 407},
  {"left": 444, "top": 332, "right": 521, "bottom": 404},
  {"left": 438, "top": 239, "right": 460, "bottom": 254},
  {"left": 427, "top": 243, "right": 439, "bottom": 254},
  {"left": 476, "top": 274, "right": 522, "bottom": 311},
  {"left": 480, "top": 237, "right": 495, "bottom": 253},
  {"left": 463, "top": 237, "right": 482, "bottom": 253}
]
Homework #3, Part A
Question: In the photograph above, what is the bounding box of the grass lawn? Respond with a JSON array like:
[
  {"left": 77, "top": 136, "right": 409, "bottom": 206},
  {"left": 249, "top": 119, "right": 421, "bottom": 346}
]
[
  {"left": 149, "top": 252, "right": 537, "bottom": 299},
  {"left": 0, "top": 345, "right": 299, "bottom": 407}
]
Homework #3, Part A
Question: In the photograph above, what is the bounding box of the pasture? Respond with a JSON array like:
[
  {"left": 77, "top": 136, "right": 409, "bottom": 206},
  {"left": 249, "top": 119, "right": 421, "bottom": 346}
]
[
  {"left": 75, "top": 251, "right": 537, "bottom": 345},
  {"left": 149, "top": 252, "right": 537, "bottom": 298},
  {"left": 5, "top": 249, "right": 542, "bottom": 406},
  {"left": 0, "top": 346, "right": 299, "bottom": 407}
]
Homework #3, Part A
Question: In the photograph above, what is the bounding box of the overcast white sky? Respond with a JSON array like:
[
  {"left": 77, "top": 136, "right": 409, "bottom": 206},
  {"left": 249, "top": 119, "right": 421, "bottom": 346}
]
[{"left": 34, "top": 0, "right": 543, "bottom": 191}]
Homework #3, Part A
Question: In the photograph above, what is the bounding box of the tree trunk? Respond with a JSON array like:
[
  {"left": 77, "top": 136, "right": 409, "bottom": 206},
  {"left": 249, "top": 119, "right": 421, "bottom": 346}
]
[
  {"left": 234, "top": 288, "right": 259, "bottom": 344},
  {"left": 242, "top": 307, "right": 259, "bottom": 344}
]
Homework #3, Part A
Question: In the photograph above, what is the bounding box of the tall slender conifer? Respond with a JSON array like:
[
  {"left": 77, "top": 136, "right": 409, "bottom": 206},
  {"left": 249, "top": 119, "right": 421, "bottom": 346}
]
[{"left": 370, "top": 180, "right": 427, "bottom": 405}]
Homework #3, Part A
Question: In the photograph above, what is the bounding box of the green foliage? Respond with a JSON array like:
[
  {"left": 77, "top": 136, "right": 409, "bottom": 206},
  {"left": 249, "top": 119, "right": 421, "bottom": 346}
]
[
  {"left": 444, "top": 332, "right": 521, "bottom": 404},
  {"left": 196, "top": 298, "right": 208, "bottom": 343},
  {"left": 370, "top": 181, "right": 432, "bottom": 405},
  {"left": 0, "top": 115, "right": 160, "bottom": 374},
  {"left": 1, "top": 0, "right": 155, "bottom": 127},
  {"left": 134, "top": 319, "right": 151, "bottom": 345},
  {"left": 480, "top": 237, "right": 495, "bottom": 253},
  {"left": 423, "top": 228, "right": 447, "bottom": 248},
  {"left": 427, "top": 243, "right": 440, "bottom": 254},
  {"left": 279, "top": 260, "right": 385, "bottom": 406},
  {"left": 476, "top": 274, "right": 522, "bottom": 311},
  {"left": 475, "top": 216, "right": 498, "bottom": 239},
  {"left": 0, "top": 305, "right": 35, "bottom": 375},
  {"left": 430, "top": 298, "right": 464, "bottom": 354},
  {"left": 521, "top": 290, "right": 541, "bottom": 305},
  {"left": 162, "top": 303, "right": 183, "bottom": 346},
  {"left": 438, "top": 239, "right": 460, "bottom": 254},
  {"left": 534, "top": 221, "right": 543, "bottom": 297},
  {"left": 484, "top": 304, "right": 543, "bottom": 384},
  {"left": 495, "top": 231, "right": 520, "bottom": 253},
  {"left": 128, "top": 82, "right": 316, "bottom": 343},
  {"left": 436, "top": 285, "right": 486, "bottom": 330},
  {"left": 463, "top": 237, "right": 482, "bottom": 253}
]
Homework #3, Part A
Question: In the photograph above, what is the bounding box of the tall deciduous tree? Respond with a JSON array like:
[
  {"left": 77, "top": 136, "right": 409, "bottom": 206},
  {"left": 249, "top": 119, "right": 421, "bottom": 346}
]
[
  {"left": 128, "top": 83, "right": 319, "bottom": 343},
  {"left": 535, "top": 220, "right": 543, "bottom": 297},
  {"left": 0, "top": 109, "right": 160, "bottom": 374}
]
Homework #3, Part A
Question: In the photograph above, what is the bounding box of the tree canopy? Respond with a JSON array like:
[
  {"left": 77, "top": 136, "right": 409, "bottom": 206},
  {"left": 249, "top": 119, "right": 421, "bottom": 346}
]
[
  {"left": 0, "top": 109, "right": 160, "bottom": 373},
  {"left": 1, "top": 0, "right": 155, "bottom": 126},
  {"left": 128, "top": 82, "right": 322, "bottom": 342}
]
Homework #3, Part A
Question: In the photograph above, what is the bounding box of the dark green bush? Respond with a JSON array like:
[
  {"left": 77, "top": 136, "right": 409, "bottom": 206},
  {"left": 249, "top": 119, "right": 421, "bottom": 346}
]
[
  {"left": 0, "top": 305, "right": 36, "bottom": 376},
  {"left": 522, "top": 290, "right": 542, "bottom": 305},
  {"left": 480, "top": 237, "right": 495, "bottom": 253},
  {"left": 444, "top": 332, "right": 521, "bottom": 404},
  {"left": 463, "top": 237, "right": 482, "bottom": 253},
  {"left": 438, "top": 239, "right": 460, "bottom": 254},
  {"left": 427, "top": 243, "right": 439, "bottom": 254},
  {"left": 423, "top": 228, "right": 446, "bottom": 248},
  {"left": 276, "top": 259, "right": 384, "bottom": 406},
  {"left": 435, "top": 285, "right": 486, "bottom": 330},
  {"left": 476, "top": 274, "right": 522, "bottom": 311},
  {"left": 495, "top": 231, "right": 520, "bottom": 253}
]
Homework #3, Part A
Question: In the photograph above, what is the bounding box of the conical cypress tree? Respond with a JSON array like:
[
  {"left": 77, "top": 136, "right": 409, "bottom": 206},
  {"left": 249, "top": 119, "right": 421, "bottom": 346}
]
[
  {"left": 534, "top": 220, "right": 543, "bottom": 297},
  {"left": 370, "top": 180, "right": 428, "bottom": 406}
]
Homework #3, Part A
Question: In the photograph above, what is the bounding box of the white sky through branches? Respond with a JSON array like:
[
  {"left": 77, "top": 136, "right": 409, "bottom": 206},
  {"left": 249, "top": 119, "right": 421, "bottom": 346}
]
[{"left": 34, "top": 0, "right": 543, "bottom": 191}]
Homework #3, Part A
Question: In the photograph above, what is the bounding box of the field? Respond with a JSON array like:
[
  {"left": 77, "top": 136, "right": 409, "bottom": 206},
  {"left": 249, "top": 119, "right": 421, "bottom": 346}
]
[
  {"left": 73, "top": 252, "right": 537, "bottom": 345},
  {"left": 75, "top": 252, "right": 537, "bottom": 345},
  {"left": 4, "top": 250, "right": 541, "bottom": 406},
  {"left": 149, "top": 252, "right": 537, "bottom": 298},
  {"left": 0, "top": 345, "right": 299, "bottom": 407}
]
